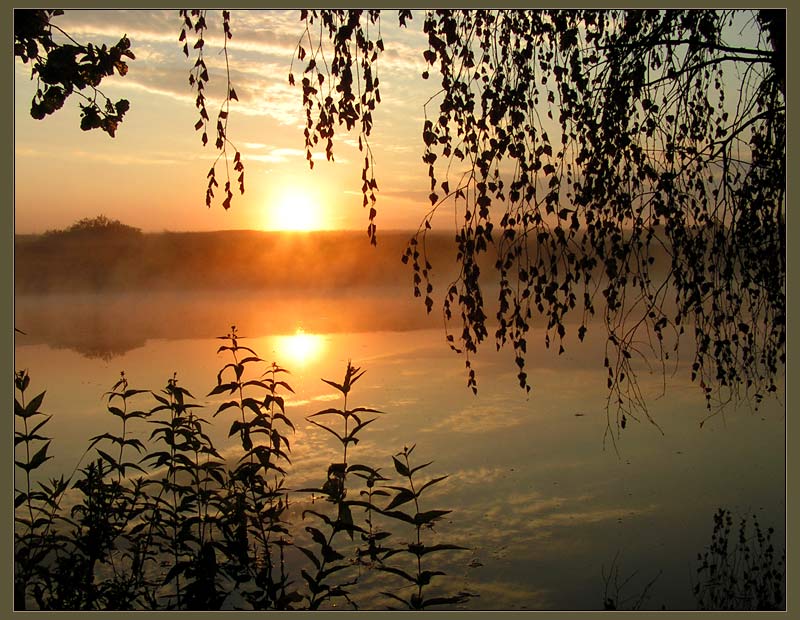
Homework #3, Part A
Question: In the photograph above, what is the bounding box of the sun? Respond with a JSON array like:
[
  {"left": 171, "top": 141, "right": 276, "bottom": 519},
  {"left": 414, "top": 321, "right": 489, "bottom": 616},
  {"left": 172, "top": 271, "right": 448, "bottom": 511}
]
[
  {"left": 267, "top": 187, "right": 323, "bottom": 231},
  {"left": 275, "top": 328, "right": 325, "bottom": 367}
]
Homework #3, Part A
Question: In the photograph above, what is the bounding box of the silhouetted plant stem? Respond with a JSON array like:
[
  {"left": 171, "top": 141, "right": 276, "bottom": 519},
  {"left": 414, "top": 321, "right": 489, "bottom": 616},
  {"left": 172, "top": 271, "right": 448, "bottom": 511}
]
[
  {"left": 400, "top": 450, "right": 425, "bottom": 604},
  {"left": 18, "top": 385, "right": 35, "bottom": 526},
  {"left": 216, "top": 328, "right": 275, "bottom": 583},
  {"left": 307, "top": 526, "right": 342, "bottom": 610},
  {"left": 113, "top": 374, "right": 130, "bottom": 485},
  {"left": 601, "top": 551, "right": 663, "bottom": 610},
  {"left": 145, "top": 374, "right": 213, "bottom": 608},
  {"left": 351, "top": 466, "right": 391, "bottom": 566},
  {"left": 14, "top": 371, "right": 36, "bottom": 609},
  {"left": 256, "top": 363, "right": 281, "bottom": 579},
  {"left": 378, "top": 445, "right": 468, "bottom": 610},
  {"left": 14, "top": 370, "right": 80, "bottom": 609},
  {"left": 167, "top": 381, "right": 184, "bottom": 608},
  {"left": 343, "top": 390, "right": 349, "bottom": 465},
  {"left": 210, "top": 326, "right": 297, "bottom": 609}
]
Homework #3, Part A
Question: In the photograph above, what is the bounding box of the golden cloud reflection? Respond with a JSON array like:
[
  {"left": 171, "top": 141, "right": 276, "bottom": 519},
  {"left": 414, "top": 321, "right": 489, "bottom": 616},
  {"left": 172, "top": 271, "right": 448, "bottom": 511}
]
[{"left": 274, "top": 329, "right": 325, "bottom": 367}]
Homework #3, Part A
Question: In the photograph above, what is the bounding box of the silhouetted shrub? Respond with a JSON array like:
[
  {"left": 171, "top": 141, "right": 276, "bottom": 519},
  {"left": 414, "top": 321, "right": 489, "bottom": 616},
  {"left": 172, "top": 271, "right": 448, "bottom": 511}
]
[{"left": 44, "top": 215, "right": 142, "bottom": 238}]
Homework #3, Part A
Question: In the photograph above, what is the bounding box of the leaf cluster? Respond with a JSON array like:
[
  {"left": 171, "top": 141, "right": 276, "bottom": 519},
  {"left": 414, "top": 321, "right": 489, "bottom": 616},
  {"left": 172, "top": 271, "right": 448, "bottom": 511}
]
[
  {"left": 376, "top": 445, "right": 469, "bottom": 610},
  {"left": 290, "top": 368, "right": 467, "bottom": 611},
  {"left": 307, "top": 361, "right": 381, "bottom": 466},
  {"left": 301, "top": 9, "right": 785, "bottom": 440},
  {"left": 14, "top": 9, "right": 133, "bottom": 136},
  {"left": 293, "top": 10, "right": 402, "bottom": 244},
  {"left": 179, "top": 10, "right": 245, "bottom": 211}
]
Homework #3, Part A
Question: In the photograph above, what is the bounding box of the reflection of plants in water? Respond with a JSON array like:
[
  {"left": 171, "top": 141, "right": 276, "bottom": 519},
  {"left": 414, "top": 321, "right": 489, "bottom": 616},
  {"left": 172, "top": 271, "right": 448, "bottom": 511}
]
[
  {"left": 694, "top": 508, "right": 785, "bottom": 611},
  {"left": 13, "top": 326, "right": 467, "bottom": 610},
  {"left": 601, "top": 551, "right": 662, "bottom": 611},
  {"left": 62, "top": 339, "right": 146, "bottom": 362},
  {"left": 601, "top": 507, "right": 785, "bottom": 611}
]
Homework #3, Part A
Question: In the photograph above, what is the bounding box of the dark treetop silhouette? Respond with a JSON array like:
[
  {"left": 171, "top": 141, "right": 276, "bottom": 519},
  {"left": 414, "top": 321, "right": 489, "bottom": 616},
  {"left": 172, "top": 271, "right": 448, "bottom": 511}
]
[{"left": 14, "top": 9, "right": 785, "bottom": 435}]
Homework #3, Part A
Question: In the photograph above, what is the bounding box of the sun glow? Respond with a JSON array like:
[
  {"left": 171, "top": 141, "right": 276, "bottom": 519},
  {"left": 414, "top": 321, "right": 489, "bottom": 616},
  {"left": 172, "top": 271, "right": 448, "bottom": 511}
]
[
  {"left": 275, "top": 329, "right": 325, "bottom": 367},
  {"left": 267, "top": 187, "right": 324, "bottom": 231}
]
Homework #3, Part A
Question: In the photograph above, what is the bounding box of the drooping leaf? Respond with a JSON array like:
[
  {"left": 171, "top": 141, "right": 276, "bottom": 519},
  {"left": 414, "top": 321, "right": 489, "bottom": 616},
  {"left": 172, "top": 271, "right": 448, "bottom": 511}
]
[
  {"left": 308, "top": 419, "right": 346, "bottom": 443},
  {"left": 21, "top": 391, "right": 46, "bottom": 419},
  {"left": 321, "top": 378, "right": 346, "bottom": 394},
  {"left": 392, "top": 455, "right": 410, "bottom": 477},
  {"left": 27, "top": 441, "right": 52, "bottom": 470},
  {"left": 380, "top": 508, "right": 416, "bottom": 525},
  {"left": 416, "top": 569, "right": 446, "bottom": 586},
  {"left": 384, "top": 488, "right": 415, "bottom": 511},
  {"left": 307, "top": 407, "right": 346, "bottom": 419},
  {"left": 380, "top": 591, "right": 413, "bottom": 609},
  {"left": 411, "top": 542, "right": 468, "bottom": 556},
  {"left": 414, "top": 509, "right": 452, "bottom": 526},
  {"left": 208, "top": 382, "right": 237, "bottom": 396},
  {"left": 379, "top": 564, "right": 417, "bottom": 584}
]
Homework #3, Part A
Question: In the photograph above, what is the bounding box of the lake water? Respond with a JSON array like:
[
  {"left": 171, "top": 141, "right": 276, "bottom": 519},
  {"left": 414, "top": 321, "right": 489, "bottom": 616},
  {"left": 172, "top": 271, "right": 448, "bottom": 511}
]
[{"left": 13, "top": 289, "right": 786, "bottom": 610}]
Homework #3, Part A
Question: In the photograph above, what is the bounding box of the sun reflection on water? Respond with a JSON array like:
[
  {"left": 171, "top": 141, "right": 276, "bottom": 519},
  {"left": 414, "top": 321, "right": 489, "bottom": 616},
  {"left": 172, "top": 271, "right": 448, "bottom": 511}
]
[{"left": 275, "top": 328, "right": 325, "bottom": 367}]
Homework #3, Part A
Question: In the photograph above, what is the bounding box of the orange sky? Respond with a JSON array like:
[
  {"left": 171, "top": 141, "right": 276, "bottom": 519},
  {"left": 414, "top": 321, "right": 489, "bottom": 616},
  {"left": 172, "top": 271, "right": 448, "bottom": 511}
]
[
  {"left": 14, "top": 10, "right": 441, "bottom": 234},
  {"left": 14, "top": 10, "right": 769, "bottom": 237}
]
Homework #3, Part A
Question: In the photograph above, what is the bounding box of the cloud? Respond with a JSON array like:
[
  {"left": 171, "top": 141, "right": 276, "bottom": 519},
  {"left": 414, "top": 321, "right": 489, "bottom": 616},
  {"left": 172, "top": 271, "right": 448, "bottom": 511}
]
[
  {"left": 440, "top": 465, "right": 510, "bottom": 489},
  {"left": 285, "top": 391, "right": 340, "bottom": 408},
  {"left": 39, "top": 10, "right": 438, "bottom": 136},
  {"left": 242, "top": 147, "right": 345, "bottom": 165},
  {"left": 422, "top": 402, "right": 528, "bottom": 434},
  {"left": 52, "top": 9, "right": 300, "bottom": 56},
  {"left": 14, "top": 144, "right": 190, "bottom": 167},
  {"left": 40, "top": 11, "right": 306, "bottom": 122},
  {"left": 53, "top": 9, "right": 181, "bottom": 45}
]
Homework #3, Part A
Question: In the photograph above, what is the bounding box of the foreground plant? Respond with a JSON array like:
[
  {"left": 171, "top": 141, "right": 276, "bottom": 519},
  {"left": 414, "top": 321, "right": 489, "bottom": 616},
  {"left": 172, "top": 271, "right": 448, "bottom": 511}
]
[
  {"left": 15, "top": 371, "right": 153, "bottom": 610},
  {"left": 307, "top": 361, "right": 383, "bottom": 470},
  {"left": 298, "top": 366, "right": 467, "bottom": 610},
  {"left": 376, "top": 444, "right": 469, "bottom": 610},
  {"left": 14, "top": 370, "right": 64, "bottom": 609},
  {"left": 55, "top": 374, "right": 153, "bottom": 610},
  {"left": 14, "top": 329, "right": 468, "bottom": 611},
  {"left": 144, "top": 373, "right": 226, "bottom": 609},
  {"left": 210, "top": 326, "right": 299, "bottom": 609},
  {"left": 297, "top": 362, "right": 381, "bottom": 609}
]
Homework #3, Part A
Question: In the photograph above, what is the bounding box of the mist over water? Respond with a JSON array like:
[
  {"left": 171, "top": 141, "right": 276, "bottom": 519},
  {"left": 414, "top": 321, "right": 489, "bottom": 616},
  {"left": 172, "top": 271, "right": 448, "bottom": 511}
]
[{"left": 14, "top": 230, "right": 461, "bottom": 294}]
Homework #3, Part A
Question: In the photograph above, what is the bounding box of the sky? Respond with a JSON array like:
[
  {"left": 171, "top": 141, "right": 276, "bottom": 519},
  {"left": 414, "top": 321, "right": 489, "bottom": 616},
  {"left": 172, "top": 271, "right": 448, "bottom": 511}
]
[
  {"left": 13, "top": 9, "right": 772, "bottom": 236},
  {"left": 14, "top": 10, "right": 440, "bottom": 234}
]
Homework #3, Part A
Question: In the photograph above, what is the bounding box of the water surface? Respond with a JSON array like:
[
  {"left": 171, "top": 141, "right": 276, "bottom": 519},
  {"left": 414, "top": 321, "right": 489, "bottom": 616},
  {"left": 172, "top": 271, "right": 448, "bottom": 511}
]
[{"left": 13, "top": 290, "right": 785, "bottom": 610}]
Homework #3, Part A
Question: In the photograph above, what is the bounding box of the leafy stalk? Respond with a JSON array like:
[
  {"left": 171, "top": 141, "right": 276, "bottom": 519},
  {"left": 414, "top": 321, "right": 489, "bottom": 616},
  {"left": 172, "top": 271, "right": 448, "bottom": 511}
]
[{"left": 377, "top": 445, "right": 468, "bottom": 610}]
